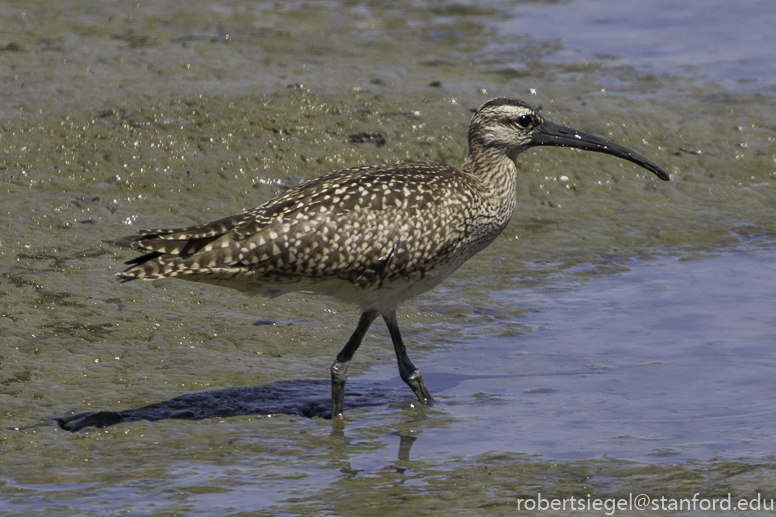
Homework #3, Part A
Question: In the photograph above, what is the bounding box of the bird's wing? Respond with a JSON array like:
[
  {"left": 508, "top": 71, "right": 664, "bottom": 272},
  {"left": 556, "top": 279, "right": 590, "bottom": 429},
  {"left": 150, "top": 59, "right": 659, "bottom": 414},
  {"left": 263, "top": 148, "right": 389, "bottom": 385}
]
[{"left": 111, "top": 162, "right": 473, "bottom": 287}]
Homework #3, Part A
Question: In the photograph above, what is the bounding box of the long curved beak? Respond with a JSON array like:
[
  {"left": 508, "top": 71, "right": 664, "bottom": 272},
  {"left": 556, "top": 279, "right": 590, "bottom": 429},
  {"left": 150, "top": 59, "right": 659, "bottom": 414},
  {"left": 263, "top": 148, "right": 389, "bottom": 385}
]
[{"left": 530, "top": 120, "right": 670, "bottom": 181}]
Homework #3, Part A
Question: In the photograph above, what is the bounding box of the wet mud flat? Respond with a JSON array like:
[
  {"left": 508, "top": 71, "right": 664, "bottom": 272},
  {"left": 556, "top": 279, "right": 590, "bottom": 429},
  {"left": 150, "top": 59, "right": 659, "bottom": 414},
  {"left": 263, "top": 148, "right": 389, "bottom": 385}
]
[{"left": 2, "top": 0, "right": 776, "bottom": 515}]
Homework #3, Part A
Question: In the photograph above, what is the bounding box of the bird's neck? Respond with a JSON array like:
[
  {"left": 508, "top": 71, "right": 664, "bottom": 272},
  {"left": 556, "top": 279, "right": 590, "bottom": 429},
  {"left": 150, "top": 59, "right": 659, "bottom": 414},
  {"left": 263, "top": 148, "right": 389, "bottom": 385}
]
[{"left": 463, "top": 147, "right": 518, "bottom": 204}]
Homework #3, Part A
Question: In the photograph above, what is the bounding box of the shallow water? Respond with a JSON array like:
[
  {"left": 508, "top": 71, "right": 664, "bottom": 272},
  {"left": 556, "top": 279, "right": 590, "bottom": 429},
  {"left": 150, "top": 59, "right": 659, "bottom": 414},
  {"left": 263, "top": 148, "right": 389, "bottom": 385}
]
[
  {"left": 407, "top": 247, "right": 776, "bottom": 463},
  {"left": 4, "top": 249, "right": 776, "bottom": 514},
  {"left": 2, "top": 0, "right": 776, "bottom": 514},
  {"left": 500, "top": 0, "right": 776, "bottom": 91}
]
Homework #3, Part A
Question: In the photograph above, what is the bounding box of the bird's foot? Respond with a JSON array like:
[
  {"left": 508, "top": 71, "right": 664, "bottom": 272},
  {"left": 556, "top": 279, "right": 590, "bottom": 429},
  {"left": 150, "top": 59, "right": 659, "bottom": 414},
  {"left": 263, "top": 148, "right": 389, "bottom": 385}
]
[
  {"left": 331, "top": 359, "right": 351, "bottom": 419},
  {"left": 406, "top": 369, "right": 433, "bottom": 406}
]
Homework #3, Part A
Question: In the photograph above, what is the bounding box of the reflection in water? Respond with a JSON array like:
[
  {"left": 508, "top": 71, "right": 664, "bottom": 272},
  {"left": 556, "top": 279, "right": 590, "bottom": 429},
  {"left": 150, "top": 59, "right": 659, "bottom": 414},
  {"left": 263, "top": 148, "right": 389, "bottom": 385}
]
[{"left": 396, "top": 432, "right": 419, "bottom": 462}]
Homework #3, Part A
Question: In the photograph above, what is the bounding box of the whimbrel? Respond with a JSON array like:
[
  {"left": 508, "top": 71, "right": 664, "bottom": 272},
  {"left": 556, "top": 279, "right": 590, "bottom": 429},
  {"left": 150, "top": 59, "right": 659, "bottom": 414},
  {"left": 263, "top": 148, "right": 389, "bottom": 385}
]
[{"left": 110, "top": 98, "right": 670, "bottom": 418}]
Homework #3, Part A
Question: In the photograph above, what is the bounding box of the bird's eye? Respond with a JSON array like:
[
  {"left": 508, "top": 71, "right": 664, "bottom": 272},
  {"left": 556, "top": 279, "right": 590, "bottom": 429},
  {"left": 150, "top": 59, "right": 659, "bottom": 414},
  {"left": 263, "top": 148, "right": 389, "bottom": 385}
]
[{"left": 517, "top": 114, "right": 535, "bottom": 128}]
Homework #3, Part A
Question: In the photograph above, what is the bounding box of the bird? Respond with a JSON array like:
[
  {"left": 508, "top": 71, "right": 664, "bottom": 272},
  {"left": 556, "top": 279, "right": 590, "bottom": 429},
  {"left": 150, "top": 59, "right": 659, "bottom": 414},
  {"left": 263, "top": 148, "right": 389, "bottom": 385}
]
[{"left": 109, "top": 98, "right": 670, "bottom": 418}]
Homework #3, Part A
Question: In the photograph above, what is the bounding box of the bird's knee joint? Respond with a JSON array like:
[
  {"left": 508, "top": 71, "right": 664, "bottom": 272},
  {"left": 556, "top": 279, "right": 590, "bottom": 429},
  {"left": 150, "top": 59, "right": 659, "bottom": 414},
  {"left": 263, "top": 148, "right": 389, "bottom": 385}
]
[
  {"left": 402, "top": 368, "right": 423, "bottom": 383},
  {"left": 331, "top": 360, "right": 350, "bottom": 382}
]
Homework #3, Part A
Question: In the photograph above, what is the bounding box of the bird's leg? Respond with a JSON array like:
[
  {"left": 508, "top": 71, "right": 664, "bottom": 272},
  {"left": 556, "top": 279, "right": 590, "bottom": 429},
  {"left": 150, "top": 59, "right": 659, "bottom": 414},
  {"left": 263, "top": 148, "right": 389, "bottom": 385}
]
[
  {"left": 383, "top": 309, "right": 433, "bottom": 405},
  {"left": 331, "top": 309, "right": 379, "bottom": 418}
]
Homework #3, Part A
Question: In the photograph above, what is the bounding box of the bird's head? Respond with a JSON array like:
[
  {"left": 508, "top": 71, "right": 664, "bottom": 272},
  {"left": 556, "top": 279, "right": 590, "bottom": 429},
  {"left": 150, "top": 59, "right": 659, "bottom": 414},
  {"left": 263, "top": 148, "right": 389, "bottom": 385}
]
[{"left": 468, "top": 98, "right": 669, "bottom": 181}]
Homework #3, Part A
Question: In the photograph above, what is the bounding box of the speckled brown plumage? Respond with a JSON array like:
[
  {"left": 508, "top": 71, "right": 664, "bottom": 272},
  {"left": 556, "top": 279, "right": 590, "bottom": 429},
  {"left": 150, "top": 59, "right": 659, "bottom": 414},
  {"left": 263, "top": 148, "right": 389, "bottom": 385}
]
[
  {"left": 110, "top": 98, "right": 670, "bottom": 418},
  {"left": 112, "top": 161, "right": 504, "bottom": 310}
]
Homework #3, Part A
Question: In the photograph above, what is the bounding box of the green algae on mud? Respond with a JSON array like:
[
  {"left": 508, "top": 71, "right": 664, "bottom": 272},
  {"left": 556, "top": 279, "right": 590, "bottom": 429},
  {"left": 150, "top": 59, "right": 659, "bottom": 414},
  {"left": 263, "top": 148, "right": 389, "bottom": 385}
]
[
  {"left": 3, "top": 86, "right": 776, "bottom": 513},
  {"left": 2, "top": 76, "right": 776, "bottom": 442},
  {"left": 3, "top": 416, "right": 776, "bottom": 516}
]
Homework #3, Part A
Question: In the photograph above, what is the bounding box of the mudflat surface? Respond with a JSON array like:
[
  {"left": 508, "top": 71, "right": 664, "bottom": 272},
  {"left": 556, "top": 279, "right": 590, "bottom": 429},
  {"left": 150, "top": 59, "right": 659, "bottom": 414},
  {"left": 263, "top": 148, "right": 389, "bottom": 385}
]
[{"left": 2, "top": 1, "right": 776, "bottom": 514}]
